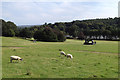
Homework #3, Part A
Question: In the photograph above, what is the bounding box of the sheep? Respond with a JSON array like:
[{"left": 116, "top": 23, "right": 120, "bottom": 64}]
[
  {"left": 60, "top": 51, "right": 66, "bottom": 56},
  {"left": 59, "top": 49, "right": 66, "bottom": 56},
  {"left": 66, "top": 54, "right": 73, "bottom": 59},
  {"left": 10, "top": 56, "right": 23, "bottom": 63}
]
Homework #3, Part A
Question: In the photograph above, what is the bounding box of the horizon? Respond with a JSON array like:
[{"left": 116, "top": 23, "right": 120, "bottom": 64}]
[
  {"left": 1, "top": 0, "right": 119, "bottom": 25},
  {"left": 3, "top": 17, "right": 117, "bottom": 26}
]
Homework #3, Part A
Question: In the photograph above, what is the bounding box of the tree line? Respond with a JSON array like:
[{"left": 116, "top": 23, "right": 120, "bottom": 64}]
[
  {"left": 47, "top": 17, "right": 119, "bottom": 40},
  {"left": 1, "top": 17, "right": 120, "bottom": 42},
  {"left": 1, "top": 19, "right": 66, "bottom": 42}
]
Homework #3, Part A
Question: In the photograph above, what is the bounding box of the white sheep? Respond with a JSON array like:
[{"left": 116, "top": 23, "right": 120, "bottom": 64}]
[
  {"left": 66, "top": 54, "right": 73, "bottom": 59},
  {"left": 10, "top": 56, "right": 23, "bottom": 63},
  {"left": 60, "top": 51, "right": 66, "bottom": 56},
  {"left": 59, "top": 49, "right": 66, "bottom": 56}
]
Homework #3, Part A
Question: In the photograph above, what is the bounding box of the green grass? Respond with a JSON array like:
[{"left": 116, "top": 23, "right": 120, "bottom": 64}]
[{"left": 2, "top": 37, "right": 118, "bottom": 78}]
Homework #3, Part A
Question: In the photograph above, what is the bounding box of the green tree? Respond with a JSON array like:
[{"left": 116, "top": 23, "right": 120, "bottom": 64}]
[
  {"left": 19, "top": 27, "right": 33, "bottom": 38},
  {"left": 78, "top": 32, "right": 85, "bottom": 40},
  {"left": 2, "top": 20, "right": 17, "bottom": 37},
  {"left": 34, "top": 27, "right": 66, "bottom": 42},
  {"left": 7, "top": 29, "right": 15, "bottom": 37}
]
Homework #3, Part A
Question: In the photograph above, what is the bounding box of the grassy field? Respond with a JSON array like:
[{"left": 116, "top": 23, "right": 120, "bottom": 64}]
[{"left": 2, "top": 37, "right": 118, "bottom": 78}]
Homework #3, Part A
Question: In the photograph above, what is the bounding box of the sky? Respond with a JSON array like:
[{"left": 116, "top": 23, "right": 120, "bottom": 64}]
[
  {"left": 1, "top": 0, "right": 119, "bottom": 25},
  {"left": 118, "top": 1, "right": 120, "bottom": 17}
]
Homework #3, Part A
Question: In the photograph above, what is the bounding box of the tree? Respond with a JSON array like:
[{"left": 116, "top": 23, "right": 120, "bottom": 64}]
[
  {"left": 34, "top": 27, "right": 66, "bottom": 42},
  {"left": 78, "top": 32, "right": 85, "bottom": 40},
  {"left": 34, "top": 29, "right": 45, "bottom": 41},
  {"left": 7, "top": 21, "right": 17, "bottom": 33},
  {"left": 69, "top": 25, "right": 79, "bottom": 37},
  {"left": 7, "top": 29, "right": 15, "bottom": 37},
  {"left": 43, "top": 27, "right": 58, "bottom": 42},
  {"left": 19, "top": 27, "right": 33, "bottom": 38},
  {"left": 34, "top": 27, "right": 57, "bottom": 42},
  {"left": 53, "top": 30, "right": 66, "bottom": 42},
  {"left": 2, "top": 20, "right": 17, "bottom": 37}
]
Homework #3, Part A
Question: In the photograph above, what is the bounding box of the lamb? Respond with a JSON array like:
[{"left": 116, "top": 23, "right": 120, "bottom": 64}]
[
  {"left": 66, "top": 54, "right": 73, "bottom": 59},
  {"left": 10, "top": 56, "right": 23, "bottom": 63}
]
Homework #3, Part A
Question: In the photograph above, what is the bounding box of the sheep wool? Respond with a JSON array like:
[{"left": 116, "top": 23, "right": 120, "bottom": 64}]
[
  {"left": 60, "top": 51, "right": 66, "bottom": 56},
  {"left": 10, "top": 56, "right": 22, "bottom": 63},
  {"left": 66, "top": 54, "right": 73, "bottom": 59}
]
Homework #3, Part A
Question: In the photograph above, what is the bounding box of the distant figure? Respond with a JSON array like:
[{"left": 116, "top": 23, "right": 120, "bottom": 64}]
[
  {"left": 95, "top": 41, "right": 96, "bottom": 44},
  {"left": 33, "top": 40, "right": 36, "bottom": 43},
  {"left": 91, "top": 40, "right": 93, "bottom": 43},
  {"left": 84, "top": 39, "right": 96, "bottom": 45}
]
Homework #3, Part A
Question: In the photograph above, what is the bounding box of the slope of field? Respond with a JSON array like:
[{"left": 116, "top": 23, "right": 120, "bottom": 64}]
[{"left": 2, "top": 37, "right": 118, "bottom": 78}]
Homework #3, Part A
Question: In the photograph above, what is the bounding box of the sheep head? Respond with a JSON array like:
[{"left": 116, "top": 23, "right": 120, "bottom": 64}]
[
  {"left": 59, "top": 49, "right": 62, "bottom": 51},
  {"left": 20, "top": 59, "right": 23, "bottom": 61}
]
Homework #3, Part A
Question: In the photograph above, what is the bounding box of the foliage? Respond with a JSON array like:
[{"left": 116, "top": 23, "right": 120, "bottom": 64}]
[
  {"left": 2, "top": 20, "right": 17, "bottom": 37},
  {"left": 77, "top": 32, "right": 85, "bottom": 40},
  {"left": 1, "top": 17, "right": 120, "bottom": 40},
  {"left": 34, "top": 27, "right": 66, "bottom": 42},
  {"left": 7, "top": 29, "right": 15, "bottom": 37},
  {"left": 19, "top": 27, "right": 33, "bottom": 38},
  {"left": 46, "top": 17, "right": 119, "bottom": 40}
]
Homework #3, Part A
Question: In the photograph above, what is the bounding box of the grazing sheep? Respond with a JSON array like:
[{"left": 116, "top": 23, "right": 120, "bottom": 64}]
[
  {"left": 10, "top": 56, "right": 23, "bottom": 63},
  {"left": 59, "top": 49, "right": 66, "bottom": 56},
  {"left": 66, "top": 54, "right": 73, "bottom": 59},
  {"left": 60, "top": 51, "right": 66, "bottom": 56}
]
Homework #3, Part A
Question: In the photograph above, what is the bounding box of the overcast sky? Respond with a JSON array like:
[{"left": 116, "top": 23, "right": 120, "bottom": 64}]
[{"left": 1, "top": 0, "right": 119, "bottom": 25}]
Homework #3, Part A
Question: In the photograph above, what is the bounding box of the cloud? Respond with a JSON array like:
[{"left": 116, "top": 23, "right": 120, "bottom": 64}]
[
  {"left": 118, "top": 1, "right": 120, "bottom": 17},
  {"left": 1, "top": 0, "right": 119, "bottom": 2},
  {"left": 1, "top": 1, "right": 119, "bottom": 25}
]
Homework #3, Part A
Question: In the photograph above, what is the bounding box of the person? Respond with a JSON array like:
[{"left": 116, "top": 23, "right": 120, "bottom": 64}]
[
  {"left": 33, "top": 40, "right": 36, "bottom": 43},
  {"left": 92, "top": 40, "right": 93, "bottom": 43}
]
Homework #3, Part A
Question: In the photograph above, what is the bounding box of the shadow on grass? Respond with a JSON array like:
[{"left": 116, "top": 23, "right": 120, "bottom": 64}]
[{"left": 8, "top": 62, "right": 19, "bottom": 63}]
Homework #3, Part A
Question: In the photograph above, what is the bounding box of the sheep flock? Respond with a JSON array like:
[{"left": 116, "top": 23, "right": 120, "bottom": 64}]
[
  {"left": 59, "top": 49, "right": 73, "bottom": 59},
  {"left": 10, "top": 49, "right": 72, "bottom": 63}
]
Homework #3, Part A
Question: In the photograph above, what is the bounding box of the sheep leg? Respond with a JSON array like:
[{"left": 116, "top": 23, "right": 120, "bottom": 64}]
[
  {"left": 17, "top": 59, "right": 20, "bottom": 62},
  {"left": 10, "top": 59, "right": 12, "bottom": 63}
]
